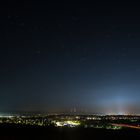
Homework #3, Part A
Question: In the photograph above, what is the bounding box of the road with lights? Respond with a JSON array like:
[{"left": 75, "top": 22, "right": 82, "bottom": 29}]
[{"left": 112, "top": 124, "right": 140, "bottom": 129}]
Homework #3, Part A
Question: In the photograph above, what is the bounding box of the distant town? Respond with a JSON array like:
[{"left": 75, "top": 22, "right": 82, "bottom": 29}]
[{"left": 0, "top": 113, "right": 140, "bottom": 130}]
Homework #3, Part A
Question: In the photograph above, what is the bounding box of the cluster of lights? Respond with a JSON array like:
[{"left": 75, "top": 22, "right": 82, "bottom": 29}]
[
  {"left": 86, "top": 117, "right": 101, "bottom": 120},
  {"left": 0, "top": 114, "right": 139, "bottom": 130},
  {"left": 106, "top": 125, "right": 122, "bottom": 130},
  {"left": 55, "top": 120, "right": 80, "bottom": 127}
]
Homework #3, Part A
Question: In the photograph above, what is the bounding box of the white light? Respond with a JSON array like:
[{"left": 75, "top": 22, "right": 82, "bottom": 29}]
[{"left": 56, "top": 122, "right": 63, "bottom": 127}]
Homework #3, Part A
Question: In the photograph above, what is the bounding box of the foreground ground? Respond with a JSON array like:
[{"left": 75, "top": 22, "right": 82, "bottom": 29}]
[{"left": 0, "top": 124, "right": 140, "bottom": 140}]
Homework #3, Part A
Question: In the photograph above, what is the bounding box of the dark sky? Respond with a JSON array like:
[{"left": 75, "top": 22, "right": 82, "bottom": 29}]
[{"left": 1, "top": 1, "right": 140, "bottom": 114}]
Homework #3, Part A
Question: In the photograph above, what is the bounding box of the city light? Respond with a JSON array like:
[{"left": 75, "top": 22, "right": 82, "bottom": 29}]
[
  {"left": 55, "top": 120, "right": 80, "bottom": 127},
  {"left": 0, "top": 114, "right": 139, "bottom": 130}
]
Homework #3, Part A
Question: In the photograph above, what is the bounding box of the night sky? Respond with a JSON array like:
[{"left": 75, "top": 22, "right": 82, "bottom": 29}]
[{"left": 1, "top": 1, "right": 140, "bottom": 114}]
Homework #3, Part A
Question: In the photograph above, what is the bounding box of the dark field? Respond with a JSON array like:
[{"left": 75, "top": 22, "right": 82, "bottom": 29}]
[{"left": 0, "top": 124, "right": 140, "bottom": 140}]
